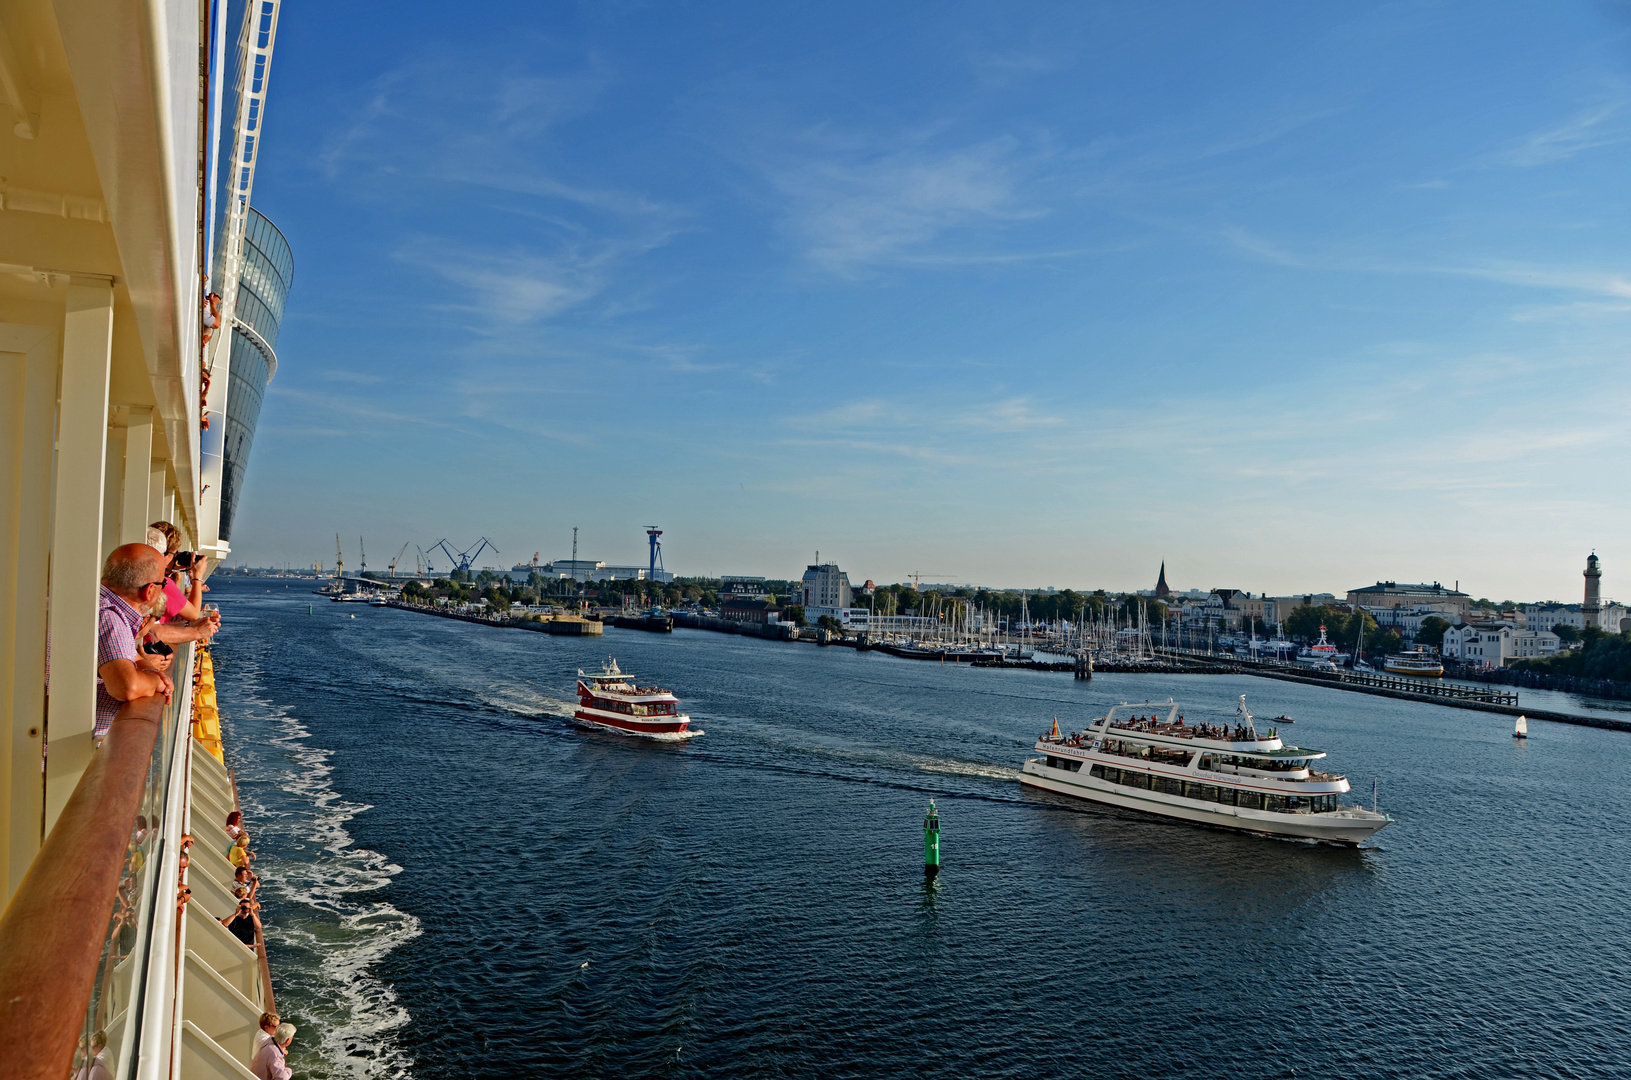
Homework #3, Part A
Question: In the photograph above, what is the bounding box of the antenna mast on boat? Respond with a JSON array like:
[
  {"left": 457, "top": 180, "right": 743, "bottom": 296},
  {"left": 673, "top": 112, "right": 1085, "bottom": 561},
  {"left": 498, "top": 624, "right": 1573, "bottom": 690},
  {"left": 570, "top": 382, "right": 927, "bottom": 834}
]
[{"left": 1236, "top": 694, "right": 1257, "bottom": 740}]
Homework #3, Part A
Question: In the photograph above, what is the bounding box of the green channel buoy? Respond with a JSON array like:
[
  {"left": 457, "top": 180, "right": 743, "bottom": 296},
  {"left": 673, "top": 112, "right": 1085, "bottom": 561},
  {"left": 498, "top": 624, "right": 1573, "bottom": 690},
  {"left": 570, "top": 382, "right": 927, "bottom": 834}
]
[
  {"left": 308, "top": 605, "right": 313, "bottom": 614},
  {"left": 923, "top": 800, "right": 940, "bottom": 878}
]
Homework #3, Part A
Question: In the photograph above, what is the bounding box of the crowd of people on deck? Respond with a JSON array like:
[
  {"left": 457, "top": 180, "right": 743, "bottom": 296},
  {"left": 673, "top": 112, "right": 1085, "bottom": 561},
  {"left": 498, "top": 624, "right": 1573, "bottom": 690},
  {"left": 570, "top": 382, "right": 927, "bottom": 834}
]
[
  {"left": 94, "top": 522, "right": 221, "bottom": 741},
  {"left": 1050, "top": 713, "right": 1264, "bottom": 746},
  {"left": 221, "top": 811, "right": 295, "bottom": 1080}
]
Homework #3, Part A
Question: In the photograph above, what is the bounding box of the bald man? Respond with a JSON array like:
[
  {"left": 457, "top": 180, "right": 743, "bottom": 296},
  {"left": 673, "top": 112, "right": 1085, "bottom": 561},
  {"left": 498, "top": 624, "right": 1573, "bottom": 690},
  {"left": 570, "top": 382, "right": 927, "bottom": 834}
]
[{"left": 97, "top": 543, "right": 175, "bottom": 739}]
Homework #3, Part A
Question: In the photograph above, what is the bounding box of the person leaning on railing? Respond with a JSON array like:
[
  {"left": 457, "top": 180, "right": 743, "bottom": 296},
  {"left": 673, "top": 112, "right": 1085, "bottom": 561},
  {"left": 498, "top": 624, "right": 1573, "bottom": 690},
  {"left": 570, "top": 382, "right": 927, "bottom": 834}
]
[
  {"left": 145, "top": 522, "right": 221, "bottom": 646},
  {"left": 221, "top": 896, "right": 261, "bottom": 949},
  {"left": 251, "top": 1022, "right": 296, "bottom": 1080},
  {"left": 96, "top": 544, "right": 176, "bottom": 741},
  {"left": 254, "top": 1013, "right": 280, "bottom": 1059}
]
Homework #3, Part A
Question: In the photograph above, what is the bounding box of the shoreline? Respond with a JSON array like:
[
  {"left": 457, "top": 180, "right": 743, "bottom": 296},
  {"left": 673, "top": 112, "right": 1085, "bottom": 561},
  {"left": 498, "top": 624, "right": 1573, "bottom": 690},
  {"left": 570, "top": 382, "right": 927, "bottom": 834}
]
[{"left": 369, "top": 597, "right": 1630, "bottom": 733}]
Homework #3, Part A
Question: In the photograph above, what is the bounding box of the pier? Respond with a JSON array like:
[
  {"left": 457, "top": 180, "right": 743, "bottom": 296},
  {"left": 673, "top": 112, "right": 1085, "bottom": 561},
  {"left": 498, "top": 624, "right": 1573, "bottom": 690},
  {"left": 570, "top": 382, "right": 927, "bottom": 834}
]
[{"left": 1154, "top": 647, "right": 1519, "bottom": 705}]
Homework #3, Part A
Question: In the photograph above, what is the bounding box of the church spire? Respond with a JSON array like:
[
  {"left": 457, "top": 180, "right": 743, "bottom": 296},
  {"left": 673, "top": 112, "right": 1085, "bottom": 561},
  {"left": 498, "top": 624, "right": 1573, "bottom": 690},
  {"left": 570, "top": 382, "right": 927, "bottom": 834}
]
[{"left": 1155, "top": 561, "right": 1171, "bottom": 598}]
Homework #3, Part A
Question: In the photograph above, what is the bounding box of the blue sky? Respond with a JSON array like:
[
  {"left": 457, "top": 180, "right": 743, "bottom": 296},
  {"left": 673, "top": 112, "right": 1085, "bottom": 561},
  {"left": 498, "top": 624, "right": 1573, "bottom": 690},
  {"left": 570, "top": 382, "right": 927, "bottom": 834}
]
[{"left": 239, "top": 1, "right": 1631, "bottom": 601}]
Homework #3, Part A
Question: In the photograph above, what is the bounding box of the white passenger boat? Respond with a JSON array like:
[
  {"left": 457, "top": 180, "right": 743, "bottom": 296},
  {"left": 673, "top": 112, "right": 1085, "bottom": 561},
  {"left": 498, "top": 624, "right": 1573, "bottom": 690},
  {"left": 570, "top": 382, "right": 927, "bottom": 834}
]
[
  {"left": 1382, "top": 647, "right": 1444, "bottom": 677},
  {"left": 574, "top": 658, "right": 702, "bottom": 740},
  {"left": 1020, "top": 696, "right": 1392, "bottom": 845},
  {"left": 1296, "top": 625, "right": 1349, "bottom": 667}
]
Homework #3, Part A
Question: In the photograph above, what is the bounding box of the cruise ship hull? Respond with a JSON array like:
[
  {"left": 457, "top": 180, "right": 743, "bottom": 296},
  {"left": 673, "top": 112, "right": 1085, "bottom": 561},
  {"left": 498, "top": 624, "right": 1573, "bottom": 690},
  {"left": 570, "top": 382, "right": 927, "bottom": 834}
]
[{"left": 1020, "top": 760, "right": 1390, "bottom": 845}]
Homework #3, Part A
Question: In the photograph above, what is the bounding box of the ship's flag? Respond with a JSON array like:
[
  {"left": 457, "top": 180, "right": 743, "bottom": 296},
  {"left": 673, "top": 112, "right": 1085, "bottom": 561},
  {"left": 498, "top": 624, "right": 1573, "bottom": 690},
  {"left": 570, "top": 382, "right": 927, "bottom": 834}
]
[{"left": 1050, "top": 716, "right": 1060, "bottom": 739}]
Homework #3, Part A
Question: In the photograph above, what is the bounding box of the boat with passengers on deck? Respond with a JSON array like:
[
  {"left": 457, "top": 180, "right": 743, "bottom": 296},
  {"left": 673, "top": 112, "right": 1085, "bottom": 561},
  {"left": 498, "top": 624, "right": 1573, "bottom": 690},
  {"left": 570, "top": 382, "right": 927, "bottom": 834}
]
[
  {"left": 1020, "top": 695, "right": 1391, "bottom": 844},
  {"left": 575, "top": 658, "right": 702, "bottom": 739}
]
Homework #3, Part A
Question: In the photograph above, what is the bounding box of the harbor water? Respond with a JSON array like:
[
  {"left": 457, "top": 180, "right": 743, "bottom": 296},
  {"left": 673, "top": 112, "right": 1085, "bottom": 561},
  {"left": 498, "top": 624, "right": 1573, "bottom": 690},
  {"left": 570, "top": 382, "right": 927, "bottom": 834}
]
[{"left": 212, "top": 581, "right": 1631, "bottom": 1079}]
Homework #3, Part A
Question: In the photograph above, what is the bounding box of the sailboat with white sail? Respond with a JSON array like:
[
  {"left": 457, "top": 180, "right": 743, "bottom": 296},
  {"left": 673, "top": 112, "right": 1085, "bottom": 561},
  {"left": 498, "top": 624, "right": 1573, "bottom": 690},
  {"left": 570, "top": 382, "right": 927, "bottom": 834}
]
[{"left": 1514, "top": 715, "right": 1528, "bottom": 740}]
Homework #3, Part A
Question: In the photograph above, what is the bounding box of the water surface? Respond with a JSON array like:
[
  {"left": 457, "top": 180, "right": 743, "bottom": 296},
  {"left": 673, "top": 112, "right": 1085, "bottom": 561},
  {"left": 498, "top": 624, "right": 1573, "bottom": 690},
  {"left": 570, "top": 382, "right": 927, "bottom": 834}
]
[{"left": 212, "top": 581, "right": 1631, "bottom": 1079}]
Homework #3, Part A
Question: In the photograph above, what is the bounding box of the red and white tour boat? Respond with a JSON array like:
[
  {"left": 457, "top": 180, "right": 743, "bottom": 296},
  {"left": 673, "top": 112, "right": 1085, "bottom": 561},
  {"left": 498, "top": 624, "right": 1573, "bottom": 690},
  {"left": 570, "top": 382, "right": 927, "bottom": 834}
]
[{"left": 574, "top": 659, "right": 701, "bottom": 740}]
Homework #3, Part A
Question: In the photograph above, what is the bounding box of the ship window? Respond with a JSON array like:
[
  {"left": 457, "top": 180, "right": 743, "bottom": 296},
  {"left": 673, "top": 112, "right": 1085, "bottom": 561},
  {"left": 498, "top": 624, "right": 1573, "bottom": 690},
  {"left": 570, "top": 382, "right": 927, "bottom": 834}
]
[
  {"left": 1237, "top": 790, "right": 1263, "bottom": 810},
  {"left": 1264, "top": 794, "right": 1289, "bottom": 813},
  {"left": 1155, "top": 776, "right": 1184, "bottom": 796}
]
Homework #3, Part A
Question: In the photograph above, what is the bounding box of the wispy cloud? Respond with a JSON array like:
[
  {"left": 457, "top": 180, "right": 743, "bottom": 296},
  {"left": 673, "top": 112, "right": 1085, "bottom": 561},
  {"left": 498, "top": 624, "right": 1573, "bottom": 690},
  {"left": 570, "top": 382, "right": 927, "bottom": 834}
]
[
  {"left": 1219, "top": 226, "right": 1302, "bottom": 266},
  {"left": 1433, "top": 260, "right": 1631, "bottom": 299},
  {"left": 1502, "top": 102, "right": 1628, "bottom": 166},
  {"left": 320, "top": 52, "right": 655, "bottom": 214},
  {"left": 397, "top": 241, "right": 606, "bottom": 325},
  {"left": 761, "top": 131, "right": 1051, "bottom": 276}
]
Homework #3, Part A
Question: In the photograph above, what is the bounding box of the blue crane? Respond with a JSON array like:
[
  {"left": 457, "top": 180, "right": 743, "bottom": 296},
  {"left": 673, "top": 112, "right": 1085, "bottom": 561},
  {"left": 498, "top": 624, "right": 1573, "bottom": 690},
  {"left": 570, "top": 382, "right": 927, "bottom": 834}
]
[
  {"left": 646, "top": 526, "right": 664, "bottom": 577},
  {"left": 427, "top": 537, "right": 500, "bottom": 573}
]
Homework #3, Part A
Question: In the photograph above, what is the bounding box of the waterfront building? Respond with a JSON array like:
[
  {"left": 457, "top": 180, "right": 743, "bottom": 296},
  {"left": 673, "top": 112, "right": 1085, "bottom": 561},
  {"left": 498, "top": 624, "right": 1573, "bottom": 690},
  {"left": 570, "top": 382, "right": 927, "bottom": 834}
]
[
  {"left": 1360, "top": 604, "right": 1454, "bottom": 639},
  {"left": 1522, "top": 601, "right": 1629, "bottom": 635},
  {"left": 1240, "top": 595, "right": 1341, "bottom": 633},
  {"left": 721, "top": 576, "right": 771, "bottom": 599},
  {"left": 800, "top": 561, "right": 853, "bottom": 623},
  {"left": 0, "top": 0, "right": 290, "bottom": 1075},
  {"left": 722, "top": 598, "right": 781, "bottom": 624},
  {"left": 1178, "top": 590, "right": 1286, "bottom": 632},
  {"left": 517, "top": 558, "right": 674, "bottom": 583},
  {"left": 1346, "top": 581, "right": 1470, "bottom": 619},
  {"left": 1441, "top": 623, "right": 1561, "bottom": 666}
]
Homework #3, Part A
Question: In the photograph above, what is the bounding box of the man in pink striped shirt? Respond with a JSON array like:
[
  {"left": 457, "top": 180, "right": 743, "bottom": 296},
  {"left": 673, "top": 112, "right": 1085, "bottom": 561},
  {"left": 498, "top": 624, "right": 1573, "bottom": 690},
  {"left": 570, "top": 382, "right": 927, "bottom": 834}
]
[{"left": 95, "top": 544, "right": 174, "bottom": 739}]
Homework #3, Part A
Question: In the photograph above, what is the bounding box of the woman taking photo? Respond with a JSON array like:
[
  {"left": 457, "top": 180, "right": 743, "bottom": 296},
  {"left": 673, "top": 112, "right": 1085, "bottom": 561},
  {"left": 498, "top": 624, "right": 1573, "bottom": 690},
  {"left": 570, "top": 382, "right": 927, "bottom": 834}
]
[{"left": 144, "top": 521, "right": 220, "bottom": 645}]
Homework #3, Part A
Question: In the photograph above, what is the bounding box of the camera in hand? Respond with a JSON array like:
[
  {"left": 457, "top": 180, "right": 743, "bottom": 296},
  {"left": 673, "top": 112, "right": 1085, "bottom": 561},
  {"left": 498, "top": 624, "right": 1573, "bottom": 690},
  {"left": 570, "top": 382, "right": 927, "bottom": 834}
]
[
  {"left": 173, "top": 551, "right": 198, "bottom": 569},
  {"left": 142, "top": 640, "right": 173, "bottom": 656}
]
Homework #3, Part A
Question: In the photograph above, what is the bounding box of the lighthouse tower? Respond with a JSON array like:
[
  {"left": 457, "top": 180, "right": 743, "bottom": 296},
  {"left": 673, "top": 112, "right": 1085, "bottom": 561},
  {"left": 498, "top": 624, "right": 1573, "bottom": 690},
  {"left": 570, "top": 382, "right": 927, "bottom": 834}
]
[{"left": 1584, "top": 552, "right": 1603, "bottom": 628}]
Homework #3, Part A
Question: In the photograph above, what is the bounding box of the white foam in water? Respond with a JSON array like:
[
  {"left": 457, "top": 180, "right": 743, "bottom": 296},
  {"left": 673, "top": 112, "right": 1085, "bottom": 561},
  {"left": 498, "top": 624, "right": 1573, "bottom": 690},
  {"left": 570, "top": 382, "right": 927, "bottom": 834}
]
[{"left": 232, "top": 705, "right": 422, "bottom": 1079}]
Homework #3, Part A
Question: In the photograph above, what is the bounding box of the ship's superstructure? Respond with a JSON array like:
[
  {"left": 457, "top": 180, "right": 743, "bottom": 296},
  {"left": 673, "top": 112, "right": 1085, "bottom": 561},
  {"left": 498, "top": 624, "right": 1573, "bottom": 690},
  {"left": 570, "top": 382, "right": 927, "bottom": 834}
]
[
  {"left": 0, "top": 2, "right": 289, "bottom": 1077},
  {"left": 1020, "top": 697, "right": 1391, "bottom": 845}
]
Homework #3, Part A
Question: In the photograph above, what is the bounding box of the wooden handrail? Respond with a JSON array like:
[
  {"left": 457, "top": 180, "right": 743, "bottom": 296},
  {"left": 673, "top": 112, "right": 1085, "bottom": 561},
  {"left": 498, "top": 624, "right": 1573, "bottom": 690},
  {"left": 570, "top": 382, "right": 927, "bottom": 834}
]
[{"left": 0, "top": 695, "right": 165, "bottom": 1080}]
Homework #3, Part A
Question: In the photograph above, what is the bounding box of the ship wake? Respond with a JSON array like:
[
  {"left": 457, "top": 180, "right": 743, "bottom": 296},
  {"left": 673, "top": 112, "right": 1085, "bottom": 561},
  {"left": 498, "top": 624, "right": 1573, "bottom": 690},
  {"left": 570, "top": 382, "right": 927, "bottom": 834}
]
[{"left": 228, "top": 692, "right": 422, "bottom": 1080}]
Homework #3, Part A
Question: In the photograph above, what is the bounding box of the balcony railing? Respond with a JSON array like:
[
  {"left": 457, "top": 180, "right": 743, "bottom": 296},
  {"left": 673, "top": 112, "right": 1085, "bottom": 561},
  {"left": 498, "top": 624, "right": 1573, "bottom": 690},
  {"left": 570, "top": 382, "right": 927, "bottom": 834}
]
[{"left": 0, "top": 642, "right": 193, "bottom": 1080}]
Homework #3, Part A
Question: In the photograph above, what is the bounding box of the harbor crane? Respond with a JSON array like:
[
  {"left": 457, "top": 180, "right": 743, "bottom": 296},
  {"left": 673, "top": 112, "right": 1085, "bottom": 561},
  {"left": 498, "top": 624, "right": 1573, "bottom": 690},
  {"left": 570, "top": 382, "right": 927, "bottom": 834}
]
[
  {"left": 427, "top": 537, "right": 500, "bottom": 573},
  {"left": 388, "top": 542, "right": 410, "bottom": 579},
  {"left": 359, "top": 536, "right": 367, "bottom": 576},
  {"left": 334, "top": 535, "right": 344, "bottom": 582}
]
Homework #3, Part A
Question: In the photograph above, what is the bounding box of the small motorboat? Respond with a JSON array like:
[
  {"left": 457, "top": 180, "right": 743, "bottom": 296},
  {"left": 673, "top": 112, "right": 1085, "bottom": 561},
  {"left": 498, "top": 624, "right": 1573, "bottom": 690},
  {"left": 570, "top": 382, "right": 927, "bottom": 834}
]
[
  {"left": 1514, "top": 715, "right": 1528, "bottom": 740},
  {"left": 1273, "top": 714, "right": 1295, "bottom": 724}
]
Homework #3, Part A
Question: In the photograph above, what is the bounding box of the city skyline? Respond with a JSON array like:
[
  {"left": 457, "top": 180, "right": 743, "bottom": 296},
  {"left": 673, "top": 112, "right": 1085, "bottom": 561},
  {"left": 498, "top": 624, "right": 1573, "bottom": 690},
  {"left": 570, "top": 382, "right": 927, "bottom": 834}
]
[
  {"left": 234, "top": 2, "right": 1631, "bottom": 598},
  {"left": 244, "top": 535, "right": 1615, "bottom": 609}
]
